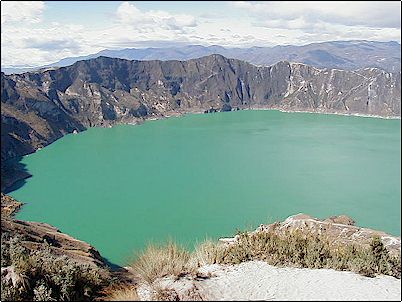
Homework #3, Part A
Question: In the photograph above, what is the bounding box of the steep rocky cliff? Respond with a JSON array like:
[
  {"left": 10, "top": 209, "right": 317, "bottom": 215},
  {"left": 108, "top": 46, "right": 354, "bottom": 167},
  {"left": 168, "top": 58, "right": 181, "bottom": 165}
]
[{"left": 1, "top": 55, "right": 401, "bottom": 190}]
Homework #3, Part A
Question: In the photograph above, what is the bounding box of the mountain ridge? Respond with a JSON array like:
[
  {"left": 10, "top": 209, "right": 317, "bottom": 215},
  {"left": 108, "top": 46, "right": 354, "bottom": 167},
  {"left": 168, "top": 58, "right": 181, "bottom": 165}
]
[{"left": 2, "top": 40, "right": 400, "bottom": 74}]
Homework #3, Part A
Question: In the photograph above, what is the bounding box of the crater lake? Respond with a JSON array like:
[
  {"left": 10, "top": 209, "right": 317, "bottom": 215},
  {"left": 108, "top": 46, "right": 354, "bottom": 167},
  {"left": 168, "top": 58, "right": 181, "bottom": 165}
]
[{"left": 10, "top": 110, "right": 401, "bottom": 266}]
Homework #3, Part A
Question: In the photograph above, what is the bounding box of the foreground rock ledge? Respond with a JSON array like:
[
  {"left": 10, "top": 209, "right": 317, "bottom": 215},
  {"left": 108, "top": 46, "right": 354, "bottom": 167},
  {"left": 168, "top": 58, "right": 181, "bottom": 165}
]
[
  {"left": 1, "top": 218, "right": 106, "bottom": 267},
  {"left": 220, "top": 213, "right": 401, "bottom": 257},
  {"left": 138, "top": 213, "right": 401, "bottom": 301}
]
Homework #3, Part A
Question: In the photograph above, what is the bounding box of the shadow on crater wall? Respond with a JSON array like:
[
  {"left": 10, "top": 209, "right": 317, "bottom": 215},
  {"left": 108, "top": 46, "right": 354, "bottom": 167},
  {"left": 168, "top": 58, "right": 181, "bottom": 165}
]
[
  {"left": 1, "top": 156, "right": 32, "bottom": 193},
  {"left": 102, "top": 257, "right": 124, "bottom": 271}
]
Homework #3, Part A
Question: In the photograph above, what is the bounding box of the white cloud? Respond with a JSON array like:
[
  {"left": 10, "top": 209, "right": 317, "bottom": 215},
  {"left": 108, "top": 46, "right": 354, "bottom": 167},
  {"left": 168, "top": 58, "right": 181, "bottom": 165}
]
[
  {"left": 1, "top": 22, "right": 90, "bottom": 66},
  {"left": 231, "top": 1, "right": 401, "bottom": 29},
  {"left": 116, "top": 2, "right": 197, "bottom": 30},
  {"left": 227, "top": 1, "right": 401, "bottom": 47},
  {"left": 1, "top": 1, "right": 45, "bottom": 25}
]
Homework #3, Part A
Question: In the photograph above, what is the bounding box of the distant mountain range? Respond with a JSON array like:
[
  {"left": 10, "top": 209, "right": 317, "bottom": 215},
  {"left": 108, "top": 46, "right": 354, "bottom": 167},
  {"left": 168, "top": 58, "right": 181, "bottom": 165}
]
[{"left": 2, "top": 40, "right": 400, "bottom": 75}]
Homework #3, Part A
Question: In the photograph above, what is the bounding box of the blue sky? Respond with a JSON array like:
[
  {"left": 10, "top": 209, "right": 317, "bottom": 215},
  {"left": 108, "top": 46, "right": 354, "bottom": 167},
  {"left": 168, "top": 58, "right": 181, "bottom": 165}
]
[{"left": 1, "top": 1, "right": 401, "bottom": 67}]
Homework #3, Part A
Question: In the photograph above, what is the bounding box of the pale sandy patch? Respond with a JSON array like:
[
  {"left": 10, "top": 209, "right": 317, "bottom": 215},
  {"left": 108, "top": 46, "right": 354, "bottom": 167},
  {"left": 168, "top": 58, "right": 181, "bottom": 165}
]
[
  {"left": 140, "top": 261, "right": 401, "bottom": 301},
  {"left": 195, "top": 261, "right": 401, "bottom": 301}
]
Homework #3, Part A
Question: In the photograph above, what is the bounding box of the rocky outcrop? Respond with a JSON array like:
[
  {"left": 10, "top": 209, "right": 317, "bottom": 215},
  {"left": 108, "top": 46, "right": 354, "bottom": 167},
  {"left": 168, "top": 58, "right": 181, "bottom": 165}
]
[
  {"left": 220, "top": 213, "right": 401, "bottom": 257},
  {"left": 1, "top": 266, "right": 21, "bottom": 288},
  {"left": 0, "top": 193, "right": 22, "bottom": 217},
  {"left": 1, "top": 218, "right": 106, "bottom": 267},
  {"left": 1, "top": 55, "right": 401, "bottom": 191}
]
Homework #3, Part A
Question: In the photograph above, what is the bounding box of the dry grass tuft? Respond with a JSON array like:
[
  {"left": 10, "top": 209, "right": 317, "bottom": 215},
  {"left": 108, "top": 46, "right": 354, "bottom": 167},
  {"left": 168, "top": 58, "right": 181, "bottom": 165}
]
[
  {"left": 130, "top": 241, "right": 196, "bottom": 284},
  {"left": 100, "top": 284, "right": 140, "bottom": 301},
  {"left": 191, "top": 240, "right": 226, "bottom": 267}
]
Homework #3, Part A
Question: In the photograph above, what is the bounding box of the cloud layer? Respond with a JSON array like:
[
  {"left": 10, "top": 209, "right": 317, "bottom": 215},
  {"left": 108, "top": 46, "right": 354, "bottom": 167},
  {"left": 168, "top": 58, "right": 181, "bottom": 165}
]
[
  {"left": 1, "top": 1, "right": 45, "bottom": 25},
  {"left": 1, "top": 1, "right": 400, "bottom": 67},
  {"left": 232, "top": 1, "right": 401, "bottom": 29}
]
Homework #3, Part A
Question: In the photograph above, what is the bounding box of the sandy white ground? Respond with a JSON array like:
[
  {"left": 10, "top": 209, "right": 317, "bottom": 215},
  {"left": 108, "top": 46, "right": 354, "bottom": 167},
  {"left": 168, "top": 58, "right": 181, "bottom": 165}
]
[{"left": 145, "top": 261, "right": 401, "bottom": 301}]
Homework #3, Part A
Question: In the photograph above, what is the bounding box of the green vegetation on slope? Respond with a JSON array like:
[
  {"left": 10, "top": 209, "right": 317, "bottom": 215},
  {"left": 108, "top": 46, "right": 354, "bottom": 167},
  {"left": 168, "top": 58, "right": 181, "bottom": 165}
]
[
  {"left": 1, "top": 235, "right": 110, "bottom": 301},
  {"left": 216, "top": 230, "right": 401, "bottom": 278}
]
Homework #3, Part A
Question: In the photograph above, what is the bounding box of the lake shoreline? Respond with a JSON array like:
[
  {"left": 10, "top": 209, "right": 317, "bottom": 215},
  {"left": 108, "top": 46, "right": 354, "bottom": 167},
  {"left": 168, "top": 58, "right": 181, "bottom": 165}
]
[
  {"left": 251, "top": 107, "right": 401, "bottom": 120},
  {"left": 4, "top": 105, "right": 400, "bottom": 197},
  {"left": 122, "top": 107, "right": 401, "bottom": 133}
]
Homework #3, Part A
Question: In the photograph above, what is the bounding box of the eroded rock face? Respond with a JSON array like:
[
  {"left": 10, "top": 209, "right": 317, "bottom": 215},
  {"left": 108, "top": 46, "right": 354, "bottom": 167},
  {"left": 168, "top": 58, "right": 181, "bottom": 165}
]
[{"left": 1, "top": 55, "right": 401, "bottom": 190}]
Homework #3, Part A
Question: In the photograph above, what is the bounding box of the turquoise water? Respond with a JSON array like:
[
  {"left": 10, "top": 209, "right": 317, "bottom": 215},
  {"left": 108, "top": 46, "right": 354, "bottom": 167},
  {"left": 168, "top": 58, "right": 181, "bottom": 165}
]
[{"left": 11, "top": 110, "right": 401, "bottom": 265}]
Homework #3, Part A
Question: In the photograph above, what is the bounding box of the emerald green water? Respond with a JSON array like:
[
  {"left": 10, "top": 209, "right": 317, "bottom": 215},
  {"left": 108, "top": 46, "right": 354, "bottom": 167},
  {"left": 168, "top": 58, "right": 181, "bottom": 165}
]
[{"left": 11, "top": 110, "right": 401, "bottom": 266}]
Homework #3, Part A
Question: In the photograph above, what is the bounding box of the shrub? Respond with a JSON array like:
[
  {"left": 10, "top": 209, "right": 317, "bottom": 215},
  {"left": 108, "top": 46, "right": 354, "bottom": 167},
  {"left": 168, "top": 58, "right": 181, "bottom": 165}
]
[
  {"left": 217, "top": 229, "right": 400, "bottom": 279},
  {"left": 33, "top": 281, "right": 54, "bottom": 301},
  {"left": 1, "top": 235, "right": 110, "bottom": 301},
  {"left": 1, "top": 233, "right": 11, "bottom": 267},
  {"left": 1, "top": 279, "right": 22, "bottom": 301}
]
